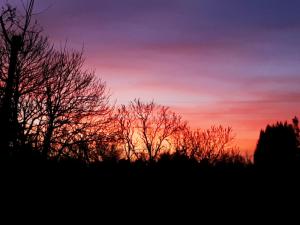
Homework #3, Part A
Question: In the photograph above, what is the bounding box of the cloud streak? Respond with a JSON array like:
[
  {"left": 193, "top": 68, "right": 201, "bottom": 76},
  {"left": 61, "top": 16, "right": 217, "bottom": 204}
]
[{"left": 3, "top": 0, "right": 299, "bottom": 153}]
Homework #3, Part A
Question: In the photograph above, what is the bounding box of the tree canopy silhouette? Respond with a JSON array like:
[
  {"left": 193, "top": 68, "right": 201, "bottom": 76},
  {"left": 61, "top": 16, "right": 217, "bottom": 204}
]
[
  {"left": 254, "top": 118, "right": 300, "bottom": 168},
  {"left": 0, "top": 0, "right": 50, "bottom": 155},
  {"left": 0, "top": 0, "right": 275, "bottom": 175},
  {"left": 0, "top": 1, "right": 112, "bottom": 162}
]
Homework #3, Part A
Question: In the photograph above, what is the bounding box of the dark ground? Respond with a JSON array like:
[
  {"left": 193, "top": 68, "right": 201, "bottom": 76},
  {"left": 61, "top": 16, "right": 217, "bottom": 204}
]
[{"left": 1, "top": 154, "right": 299, "bottom": 223}]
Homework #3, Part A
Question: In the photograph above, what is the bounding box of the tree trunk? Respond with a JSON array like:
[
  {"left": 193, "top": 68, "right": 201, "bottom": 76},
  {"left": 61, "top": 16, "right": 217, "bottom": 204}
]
[
  {"left": 42, "top": 119, "right": 54, "bottom": 159},
  {"left": 0, "top": 35, "right": 22, "bottom": 154}
]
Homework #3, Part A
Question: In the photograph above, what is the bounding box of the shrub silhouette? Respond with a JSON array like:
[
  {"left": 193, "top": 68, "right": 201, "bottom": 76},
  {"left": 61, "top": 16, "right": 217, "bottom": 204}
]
[{"left": 254, "top": 121, "right": 299, "bottom": 168}]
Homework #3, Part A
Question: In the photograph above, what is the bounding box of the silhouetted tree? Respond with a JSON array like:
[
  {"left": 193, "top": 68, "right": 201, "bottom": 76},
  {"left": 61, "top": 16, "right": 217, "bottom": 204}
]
[
  {"left": 128, "top": 99, "right": 182, "bottom": 161},
  {"left": 173, "top": 125, "right": 238, "bottom": 164},
  {"left": 35, "top": 49, "right": 112, "bottom": 160},
  {"left": 254, "top": 120, "right": 299, "bottom": 168},
  {"left": 115, "top": 105, "right": 137, "bottom": 161},
  {"left": 0, "top": 0, "right": 50, "bottom": 155},
  {"left": 0, "top": 1, "right": 113, "bottom": 163},
  {"left": 293, "top": 116, "right": 300, "bottom": 148},
  {"left": 197, "top": 126, "right": 236, "bottom": 162},
  {"left": 0, "top": 0, "right": 253, "bottom": 179}
]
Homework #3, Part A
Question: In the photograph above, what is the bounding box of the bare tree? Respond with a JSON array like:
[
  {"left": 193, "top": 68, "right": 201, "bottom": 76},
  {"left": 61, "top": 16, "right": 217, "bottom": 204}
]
[
  {"left": 130, "top": 99, "right": 182, "bottom": 161},
  {"left": 115, "top": 104, "right": 137, "bottom": 161},
  {"left": 0, "top": 0, "right": 50, "bottom": 153},
  {"left": 0, "top": 1, "right": 114, "bottom": 163},
  {"left": 35, "top": 49, "right": 112, "bottom": 160},
  {"left": 174, "top": 125, "right": 237, "bottom": 164},
  {"left": 197, "top": 126, "right": 235, "bottom": 162}
]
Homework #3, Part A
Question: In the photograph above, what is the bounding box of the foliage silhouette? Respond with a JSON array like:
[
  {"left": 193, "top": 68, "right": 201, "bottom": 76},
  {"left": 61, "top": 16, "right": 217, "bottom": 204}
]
[
  {"left": 254, "top": 119, "right": 300, "bottom": 168},
  {"left": 0, "top": 0, "right": 50, "bottom": 155},
  {"left": 0, "top": 1, "right": 300, "bottom": 195},
  {"left": 0, "top": 1, "right": 249, "bottom": 170},
  {"left": 0, "top": 1, "right": 112, "bottom": 162}
]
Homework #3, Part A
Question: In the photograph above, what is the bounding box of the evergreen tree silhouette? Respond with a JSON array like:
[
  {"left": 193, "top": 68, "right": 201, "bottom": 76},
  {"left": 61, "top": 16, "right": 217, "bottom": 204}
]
[{"left": 254, "top": 120, "right": 299, "bottom": 168}]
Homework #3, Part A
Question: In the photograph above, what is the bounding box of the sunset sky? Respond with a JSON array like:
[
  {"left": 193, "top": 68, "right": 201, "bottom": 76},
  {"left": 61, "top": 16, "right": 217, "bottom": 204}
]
[{"left": 4, "top": 0, "right": 300, "bottom": 154}]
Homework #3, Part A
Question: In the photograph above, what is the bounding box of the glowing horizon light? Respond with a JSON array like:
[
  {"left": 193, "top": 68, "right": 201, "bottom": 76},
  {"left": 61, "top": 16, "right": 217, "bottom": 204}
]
[{"left": 7, "top": 0, "right": 299, "bottom": 155}]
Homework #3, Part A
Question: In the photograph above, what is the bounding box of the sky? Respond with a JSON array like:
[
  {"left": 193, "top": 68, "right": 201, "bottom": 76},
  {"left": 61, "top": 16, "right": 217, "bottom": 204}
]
[{"left": 3, "top": 0, "right": 300, "bottom": 154}]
